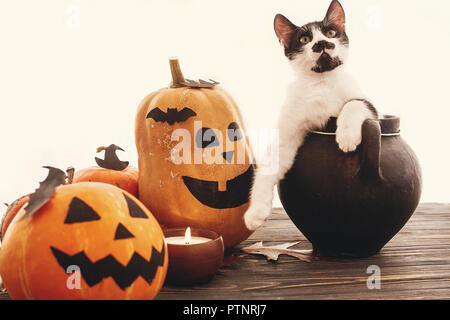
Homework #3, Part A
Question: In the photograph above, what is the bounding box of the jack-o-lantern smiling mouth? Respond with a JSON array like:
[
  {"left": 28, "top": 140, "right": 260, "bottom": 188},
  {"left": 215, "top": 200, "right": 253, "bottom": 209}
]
[
  {"left": 51, "top": 246, "right": 165, "bottom": 290},
  {"left": 182, "top": 164, "right": 255, "bottom": 209}
]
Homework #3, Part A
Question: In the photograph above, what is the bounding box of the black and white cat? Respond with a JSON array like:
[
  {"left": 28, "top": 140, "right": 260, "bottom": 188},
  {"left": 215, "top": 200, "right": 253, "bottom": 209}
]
[{"left": 244, "top": 0, "right": 379, "bottom": 230}]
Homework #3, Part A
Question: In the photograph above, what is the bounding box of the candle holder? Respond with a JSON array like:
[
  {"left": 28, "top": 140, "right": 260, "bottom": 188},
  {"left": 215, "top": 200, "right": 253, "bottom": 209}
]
[{"left": 164, "top": 228, "right": 224, "bottom": 286}]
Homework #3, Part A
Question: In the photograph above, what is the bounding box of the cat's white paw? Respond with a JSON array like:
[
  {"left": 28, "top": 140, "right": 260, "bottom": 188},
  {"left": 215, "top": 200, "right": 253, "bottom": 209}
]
[
  {"left": 244, "top": 204, "right": 270, "bottom": 231},
  {"left": 336, "top": 127, "right": 362, "bottom": 153}
]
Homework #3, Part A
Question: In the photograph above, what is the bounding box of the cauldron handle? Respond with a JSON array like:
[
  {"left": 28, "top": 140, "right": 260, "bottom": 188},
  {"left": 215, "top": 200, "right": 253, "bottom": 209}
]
[{"left": 360, "top": 119, "right": 382, "bottom": 180}]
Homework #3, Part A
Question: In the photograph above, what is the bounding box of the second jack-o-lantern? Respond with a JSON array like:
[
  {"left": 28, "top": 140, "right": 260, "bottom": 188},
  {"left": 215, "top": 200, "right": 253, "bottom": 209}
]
[
  {"left": 0, "top": 169, "right": 167, "bottom": 300},
  {"left": 135, "top": 58, "right": 254, "bottom": 248}
]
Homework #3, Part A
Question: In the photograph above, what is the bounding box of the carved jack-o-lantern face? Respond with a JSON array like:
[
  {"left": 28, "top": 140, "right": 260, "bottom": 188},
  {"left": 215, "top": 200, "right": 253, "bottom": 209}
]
[
  {"left": 181, "top": 119, "right": 254, "bottom": 209},
  {"left": 135, "top": 58, "right": 254, "bottom": 248},
  {"left": 0, "top": 182, "right": 168, "bottom": 300}
]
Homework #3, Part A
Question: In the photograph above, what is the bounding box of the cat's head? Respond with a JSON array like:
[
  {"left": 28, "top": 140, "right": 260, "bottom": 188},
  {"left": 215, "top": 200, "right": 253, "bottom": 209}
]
[{"left": 274, "top": 0, "right": 349, "bottom": 74}]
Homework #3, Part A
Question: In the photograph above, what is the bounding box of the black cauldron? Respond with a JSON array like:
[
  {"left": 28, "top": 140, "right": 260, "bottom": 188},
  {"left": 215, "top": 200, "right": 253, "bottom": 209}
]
[{"left": 278, "top": 116, "right": 422, "bottom": 258}]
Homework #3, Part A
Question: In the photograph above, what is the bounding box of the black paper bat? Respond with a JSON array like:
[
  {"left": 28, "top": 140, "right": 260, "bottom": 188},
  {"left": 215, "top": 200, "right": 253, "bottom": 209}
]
[
  {"left": 146, "top": 107, "right": 197, "bottom": 125},
  {"left": 20, "top": 166, "right": 67, "bottom": 221}
]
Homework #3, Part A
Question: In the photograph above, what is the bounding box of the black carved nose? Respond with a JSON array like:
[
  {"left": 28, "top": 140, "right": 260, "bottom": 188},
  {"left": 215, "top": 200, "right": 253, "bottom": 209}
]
[
  {"left": 312, "top": 40, "right": 335, "bottom": 53},
  {"left": 222, "top": 151, "right": 234, "bottom": 163},
  {"left": 114, "top": 223, "right": 135, "bottom": 240}
]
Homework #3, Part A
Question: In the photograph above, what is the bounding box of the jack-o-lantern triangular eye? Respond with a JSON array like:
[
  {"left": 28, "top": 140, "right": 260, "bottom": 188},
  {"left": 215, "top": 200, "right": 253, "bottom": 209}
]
[
  {"left": 65, "top": 197, "right": 101, "bottom": 224},
  {"left": 123, "top": 193, "right": 148, "bottom": 219}
]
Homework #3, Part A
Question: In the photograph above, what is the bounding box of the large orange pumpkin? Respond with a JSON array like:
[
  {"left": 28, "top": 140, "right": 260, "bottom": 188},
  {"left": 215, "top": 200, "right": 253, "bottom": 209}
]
[
  {"left": 135, "top": 58, "right": 254, "bottom": 249},
  {"left": 0, "top": 177, "right": 167, "bottom": 299},
  {"left": 73, "top": 144, "right": 139, "bottom": 197}
]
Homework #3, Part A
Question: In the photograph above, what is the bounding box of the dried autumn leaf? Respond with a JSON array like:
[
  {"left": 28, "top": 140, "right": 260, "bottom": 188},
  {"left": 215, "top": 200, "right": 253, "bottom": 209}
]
[{"left": 242, "top": 241, "right": 313, "bottom": 263}]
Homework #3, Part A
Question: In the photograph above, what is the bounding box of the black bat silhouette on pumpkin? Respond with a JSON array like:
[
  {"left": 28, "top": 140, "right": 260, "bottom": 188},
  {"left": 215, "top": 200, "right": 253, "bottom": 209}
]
[{"left": 146, "top": 107, "right": 197, "bottom": 125}]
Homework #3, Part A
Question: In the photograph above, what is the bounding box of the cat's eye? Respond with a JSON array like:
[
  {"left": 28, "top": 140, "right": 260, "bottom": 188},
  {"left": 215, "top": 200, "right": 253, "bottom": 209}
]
[
  {"left": 300, "top": 36, "right": 312, "bottom": 44},
  {"left": 326, "top": 30, "right": 337, "bottom": 38}
]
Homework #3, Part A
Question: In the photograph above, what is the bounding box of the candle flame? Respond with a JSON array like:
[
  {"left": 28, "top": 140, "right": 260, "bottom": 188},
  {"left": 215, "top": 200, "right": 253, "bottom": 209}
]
[{"left": 185, "top": 227, "right": 191, "bottom": 244}]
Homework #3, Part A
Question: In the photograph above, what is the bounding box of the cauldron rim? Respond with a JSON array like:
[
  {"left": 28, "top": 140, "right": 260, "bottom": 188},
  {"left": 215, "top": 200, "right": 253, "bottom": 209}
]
[{"left": 311, "top": 115, "right": 400, "bottom": 136}]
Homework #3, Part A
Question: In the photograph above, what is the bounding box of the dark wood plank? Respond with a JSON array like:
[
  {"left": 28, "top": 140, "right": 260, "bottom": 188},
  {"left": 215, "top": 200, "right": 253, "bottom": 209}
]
[
  {"left": 1, "top": 203, "right": 449, "bottom": 300},
  {"left": 156, "top": 203, "right": 450, "bottom": 300}
]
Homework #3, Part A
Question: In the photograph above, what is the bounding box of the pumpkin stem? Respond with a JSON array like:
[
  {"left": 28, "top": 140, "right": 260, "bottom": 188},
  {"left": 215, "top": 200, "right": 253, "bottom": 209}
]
[
  {"left": 65, "top": 167, "right": 75, "bottom": 184},
  {"left": 169, "top": 57, "right": 186, "bottom": 88}
]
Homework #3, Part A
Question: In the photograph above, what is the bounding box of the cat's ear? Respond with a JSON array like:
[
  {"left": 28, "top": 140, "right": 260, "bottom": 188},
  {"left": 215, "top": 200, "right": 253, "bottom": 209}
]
[
  {"left": 274, "top": 14, "right": 297, "bottom": 48},
  {"left": 324, "top": 0, "right": 346, "bottom": 31}
]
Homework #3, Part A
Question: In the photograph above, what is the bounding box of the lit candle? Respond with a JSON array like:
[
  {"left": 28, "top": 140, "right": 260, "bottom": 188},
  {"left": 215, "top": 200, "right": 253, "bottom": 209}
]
[
  {"left": 163, "top": 227, "right": 224, "bottom": 285},
  {"left": 165, "top": 227, "right": 210, "bottom": 245}
]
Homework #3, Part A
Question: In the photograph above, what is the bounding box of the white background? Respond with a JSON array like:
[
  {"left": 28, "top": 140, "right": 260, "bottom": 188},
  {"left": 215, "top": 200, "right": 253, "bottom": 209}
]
[{"left": 0, "top": 0, "right": 449, "bottom": 215}]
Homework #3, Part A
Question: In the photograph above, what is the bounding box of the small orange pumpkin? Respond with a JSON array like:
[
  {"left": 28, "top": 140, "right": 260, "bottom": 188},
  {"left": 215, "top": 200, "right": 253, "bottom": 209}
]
[
  {"left": 135, "top": 58, "right": 255, "bottom": 249},
  {"left": 0, "top": 169, "right": 167, "bottom": 300},
  {"left": 0, "top": 195, "right": 30, "bottom": 242},
  {"left": 73, "top": 144, "right": 139, "bottom": 197}
]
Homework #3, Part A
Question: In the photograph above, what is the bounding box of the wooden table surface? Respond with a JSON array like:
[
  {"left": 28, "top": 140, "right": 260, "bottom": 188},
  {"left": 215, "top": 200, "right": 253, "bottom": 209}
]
[{"left": 1, "top": 203, "right": 449, "bottom": 300}]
